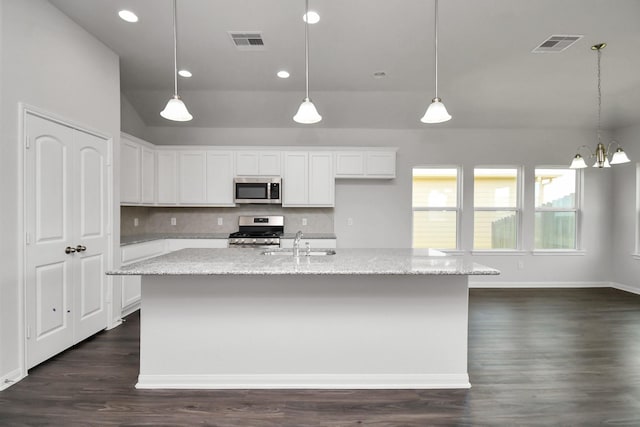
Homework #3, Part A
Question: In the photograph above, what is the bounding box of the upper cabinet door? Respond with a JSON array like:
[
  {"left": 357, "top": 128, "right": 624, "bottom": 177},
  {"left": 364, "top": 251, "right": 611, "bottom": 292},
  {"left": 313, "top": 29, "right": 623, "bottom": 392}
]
[
  {"left": 308, "top": 152, "right": 334, "bottom": 206},
  {"left": 156, "top": 151, "right": 177, "bottom": 204},
  {"left": 206, "top": 151, "right": 235, "bottom": 206},
  {"left": 141, "top": 147, "right": 156, "bottom": 204},
  {"left": 366, "top": 151, "right": 396, "bottom": 178},
  {"left": 235, "top": 151, "right": 281, "bottom": 176},
  {"left": 120, "top": 138, "right": 141, "bottom": 203},
  {"left": 178, "top": 151, "right": 207, "bottom": 204},
  {"left": 258, "top": 152, "right": 281, "bottom": 175},
  {"left": 282, "top": 152, "right": 308, "bottom": 206},
  {"left": 335, "top": 151, "right": 365, "bottom": 177}
]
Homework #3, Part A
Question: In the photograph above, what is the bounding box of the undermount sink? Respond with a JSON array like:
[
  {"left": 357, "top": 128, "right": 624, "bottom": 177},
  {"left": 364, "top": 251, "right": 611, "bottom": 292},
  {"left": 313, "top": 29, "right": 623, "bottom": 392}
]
[{"left": 262, "top": 249, "right": 336, "bottom": 256}]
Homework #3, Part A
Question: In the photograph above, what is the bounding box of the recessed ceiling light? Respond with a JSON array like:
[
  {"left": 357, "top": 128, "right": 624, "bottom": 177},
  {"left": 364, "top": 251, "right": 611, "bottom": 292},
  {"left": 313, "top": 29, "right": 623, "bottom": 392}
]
[
  {"left": 118, "top": 10, "right": 139, "bottom": 23},
  {"left": 178, "top": 69, "right": 192, "bottom": 78},
  {"left": 303, "top": 11, "right": 320, "bottom": 24},
  {"left": 277, "top": 70, "right": 290, "bottom": 79}
]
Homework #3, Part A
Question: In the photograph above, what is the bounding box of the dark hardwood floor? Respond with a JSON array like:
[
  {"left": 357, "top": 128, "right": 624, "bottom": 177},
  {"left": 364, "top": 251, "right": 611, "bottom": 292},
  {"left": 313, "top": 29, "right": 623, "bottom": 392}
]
[{"left": 2, "top": 288, "right": 640, "bottom": 426}]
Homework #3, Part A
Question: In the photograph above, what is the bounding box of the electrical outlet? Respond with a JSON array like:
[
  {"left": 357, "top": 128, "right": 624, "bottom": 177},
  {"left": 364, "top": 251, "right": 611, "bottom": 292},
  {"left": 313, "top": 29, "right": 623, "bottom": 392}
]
[
  {"left": 302, "top": 218, "right": 308, "bottom": 226},
  {"left": 133, "top": 218, "right": 139, "bottom": 227},
  {"left": 517, "top": 261, "right": 524, "bottom": 270},
  {"left": 217, "top": 217, "right": 223, "bottom": 226},
  {"left": 347, "top": 217, "right": 354, "bottom": 226},
  {"left": 170, "top": 217, "right": 176, "bottom": 226}
]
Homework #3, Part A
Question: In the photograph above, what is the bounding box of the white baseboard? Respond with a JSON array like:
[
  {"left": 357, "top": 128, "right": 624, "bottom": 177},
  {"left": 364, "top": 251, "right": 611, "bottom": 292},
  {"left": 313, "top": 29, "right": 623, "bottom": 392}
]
[
  {"left": 469, "top": 281, "right": 609, "bottom": 288},
  {"left": 136, "top": 373, "right": 471, "bottom": 390},
  {"left": 610, "top": 282, "right": 640, "bottom": 295},
  {"left": 0, "top": 368, "right": 25, "bottom": 391}
]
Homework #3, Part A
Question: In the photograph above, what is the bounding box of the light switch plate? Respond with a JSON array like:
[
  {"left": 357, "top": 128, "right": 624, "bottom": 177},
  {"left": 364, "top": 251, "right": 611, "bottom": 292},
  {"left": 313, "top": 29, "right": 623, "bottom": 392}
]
[{"left": 170, "top": 217, "right": 176, "bottom": 226}]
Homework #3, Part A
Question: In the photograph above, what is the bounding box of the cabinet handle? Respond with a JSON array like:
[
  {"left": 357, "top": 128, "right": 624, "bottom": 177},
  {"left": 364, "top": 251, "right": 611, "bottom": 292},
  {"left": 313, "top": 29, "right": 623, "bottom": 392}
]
[
  {"left": 76, "top": 245, "right": 87, "bottom": 252},
  {"left": 65, "top": 246, "right": 76, "bottom": 254}
]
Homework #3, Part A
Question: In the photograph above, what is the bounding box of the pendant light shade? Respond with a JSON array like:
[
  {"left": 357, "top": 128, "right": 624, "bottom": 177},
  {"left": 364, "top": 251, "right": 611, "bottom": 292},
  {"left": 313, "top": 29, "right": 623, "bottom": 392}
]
[
  {"left": 421, "top": 97, "right": 451, "bottom": 124},
  {"left": 610, "top": 147, "right": 631, "bottom": 165},
  {"left": 161, "top": 95, "right": 193, "bottom": 121},
  {"left": 421, "top": 0, "right": 451, "bottom": 124},
  {"left": 569, "top": 154, "right": 588, "bottom": 169},
  {"left": 294, "top": 97, "right": 322, "bottom": 124},
  {"left": 161, "top": 0, "right": 192, "bottom": 122},
  {"left": 294, "top": 0, "right": 322, "bottom": 124}
]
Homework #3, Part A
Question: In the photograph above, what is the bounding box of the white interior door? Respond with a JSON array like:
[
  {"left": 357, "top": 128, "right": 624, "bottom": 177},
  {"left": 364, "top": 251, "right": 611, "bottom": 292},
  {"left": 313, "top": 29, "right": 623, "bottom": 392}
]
[
  {"left": 25, "top": 114, "right": 75, "bottom": 368},
  {"left": 73, "top": 130, "right": 108, "bottom": 341}
]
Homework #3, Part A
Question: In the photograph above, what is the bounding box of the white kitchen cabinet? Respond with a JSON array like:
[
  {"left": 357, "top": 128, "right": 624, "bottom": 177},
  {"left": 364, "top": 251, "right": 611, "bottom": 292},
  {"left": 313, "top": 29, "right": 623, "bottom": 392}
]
[
  {"left": 178, "top": 151, "right": 207, "bottom": 204},
  {"left": 156, "top": 150, "right": 178, "bottom": 204},
  {"left": 334, "top": 150, "right": 396, "bottom": 178},
  {"left": 236, "top": 151, "right": 281, "bottom": 176},
  {"left": 25, "top": 114, "right": 109, "bottom": 369},
  {"left": 141, "top": 147, "right": 156, "bottom": 204},
  {"left": 120, "top": 239, "right": 166, "bottom": 316},
  {"left": 283, "top": 152, "right": 334, "bottom": 207},
  {"left": 283, "top": 152, "right": 308, "bottom": 205},
  {"left": 280, "top": 238, "right": 337, "bottom": 249},
  {"left": 334, "top": 151, "right": 364, "bottom": 177},
  {"left": 206, "top": 151, "right": 235, "bottom": 206},
  {"left": 120, "top": 137, "right": 141, "bottom": 203},
  {"left": 366, "top": 151, "right": 396, "bottom": 177}
]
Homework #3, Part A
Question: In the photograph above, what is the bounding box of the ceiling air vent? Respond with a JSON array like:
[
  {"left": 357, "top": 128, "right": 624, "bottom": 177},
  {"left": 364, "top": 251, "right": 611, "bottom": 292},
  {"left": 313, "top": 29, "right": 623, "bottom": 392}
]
[
  {"left": 228, "top": 32, "right": 265, "bottom": 50},
  {"left": 532, "top": 35, "right": 583, "bottom": 53}
]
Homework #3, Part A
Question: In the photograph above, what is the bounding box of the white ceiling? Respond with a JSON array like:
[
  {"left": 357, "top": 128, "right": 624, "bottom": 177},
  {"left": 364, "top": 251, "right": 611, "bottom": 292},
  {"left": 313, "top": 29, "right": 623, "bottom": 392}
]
[{"left": 49, "top": 0, "right": 640, "bottom": 130}]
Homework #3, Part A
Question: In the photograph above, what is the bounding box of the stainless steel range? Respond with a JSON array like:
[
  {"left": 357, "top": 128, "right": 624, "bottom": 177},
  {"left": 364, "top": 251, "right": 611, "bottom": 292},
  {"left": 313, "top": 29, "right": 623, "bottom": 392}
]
[{"left": 228, "top": 215, "right": 284, "bottom": 248}]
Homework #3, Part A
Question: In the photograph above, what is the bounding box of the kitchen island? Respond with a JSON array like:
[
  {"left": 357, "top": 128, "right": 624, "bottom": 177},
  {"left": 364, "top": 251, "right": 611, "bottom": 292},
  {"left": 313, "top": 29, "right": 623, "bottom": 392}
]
[{"left": 111, "top": 248, "right": 499, "bottom": 389}]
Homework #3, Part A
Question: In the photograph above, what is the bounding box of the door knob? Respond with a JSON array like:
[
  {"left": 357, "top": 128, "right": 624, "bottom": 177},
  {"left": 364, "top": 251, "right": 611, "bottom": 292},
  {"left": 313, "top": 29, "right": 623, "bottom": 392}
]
[
  {"left": 76, "top": 245, "right": 87, "bottom": 252},
  {"left": 65, "top": 246, "right": 76, "bottom": 254}
]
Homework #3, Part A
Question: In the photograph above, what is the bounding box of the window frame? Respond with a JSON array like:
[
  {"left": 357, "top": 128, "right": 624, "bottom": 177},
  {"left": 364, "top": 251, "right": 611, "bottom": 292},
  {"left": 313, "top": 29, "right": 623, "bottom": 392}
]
[
  {"left": 472, "top": 166, "right": 523, "bottom": 252},
  {"left": 533, "top": 166, "right": 583, "bottom": 253},
  {"left": 411, "top": 165, "right": 462, "bottom": 252}
]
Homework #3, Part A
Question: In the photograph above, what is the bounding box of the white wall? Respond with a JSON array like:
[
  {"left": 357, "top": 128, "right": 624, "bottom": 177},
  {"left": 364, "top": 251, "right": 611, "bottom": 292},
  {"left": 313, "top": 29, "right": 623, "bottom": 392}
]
[
  {"left": 0, "top": 0, "right": 120, "bottom": 385},
  {"left": 611, "top": 124, "right": 640, "bottom": 292},
  {"left": 145, "top": 126, "right": 613, "bottom": 285},
  {"left": 121, "top": 93, "right": 148, "bottom": 141}
]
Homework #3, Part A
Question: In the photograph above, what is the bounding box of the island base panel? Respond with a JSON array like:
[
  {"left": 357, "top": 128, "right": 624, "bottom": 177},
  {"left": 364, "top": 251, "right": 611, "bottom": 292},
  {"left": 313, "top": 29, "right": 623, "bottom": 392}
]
[{"left": 137, "top": 274, "right": 470, "bottom": 389}]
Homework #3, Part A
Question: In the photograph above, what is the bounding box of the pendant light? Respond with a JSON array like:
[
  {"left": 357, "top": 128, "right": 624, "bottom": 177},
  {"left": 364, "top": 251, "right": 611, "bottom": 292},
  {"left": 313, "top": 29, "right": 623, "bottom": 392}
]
[
  {"left": 293, "top": 0, "right": 322, "bottom": 124},
  {"left": 420, "top": 0, "right": 451, "bottom": 124},
  {"left": 570, "top": 43, "right": 630, "bottom": 169},
  {"left": 160, "top": 0, "right": 192, "bottom": 122}
]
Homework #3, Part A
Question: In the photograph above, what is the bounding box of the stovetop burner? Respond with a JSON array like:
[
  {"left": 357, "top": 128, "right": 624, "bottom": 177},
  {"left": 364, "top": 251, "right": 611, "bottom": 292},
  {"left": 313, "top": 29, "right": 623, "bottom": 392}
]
[{"left": 228, "top": 215, "right": 284, "bottom": 247}]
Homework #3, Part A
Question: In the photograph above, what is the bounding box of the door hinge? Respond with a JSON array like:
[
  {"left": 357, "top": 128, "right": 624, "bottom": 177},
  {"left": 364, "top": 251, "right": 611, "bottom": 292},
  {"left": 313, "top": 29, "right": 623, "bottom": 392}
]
[
  {"left": 26, "top": 325, "right": 31, "bottom": 340},
  {"left": 25, "top": 135, "right": 30, "bottom": 149},
  {"left": 25, "top": 232, "right": 31, "bottom": 245}
]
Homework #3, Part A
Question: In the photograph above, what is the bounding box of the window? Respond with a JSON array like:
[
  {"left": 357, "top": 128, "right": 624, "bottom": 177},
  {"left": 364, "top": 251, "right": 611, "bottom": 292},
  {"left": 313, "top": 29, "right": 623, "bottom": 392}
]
[
  {"left": 474, "top": 168, "right": 520, "bottom": 250},
  {"left": 412, "top": 168, "right": 459, "bottom": 249},
  {"left": 534, "top": 168, "right": 579, "bottom": 249}
]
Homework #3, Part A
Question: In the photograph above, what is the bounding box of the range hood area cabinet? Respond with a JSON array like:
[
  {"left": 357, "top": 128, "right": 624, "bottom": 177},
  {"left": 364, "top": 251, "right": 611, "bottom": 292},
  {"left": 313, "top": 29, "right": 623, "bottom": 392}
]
[{"left": 118, "top": 133, "right": 396, "bottom": 208}]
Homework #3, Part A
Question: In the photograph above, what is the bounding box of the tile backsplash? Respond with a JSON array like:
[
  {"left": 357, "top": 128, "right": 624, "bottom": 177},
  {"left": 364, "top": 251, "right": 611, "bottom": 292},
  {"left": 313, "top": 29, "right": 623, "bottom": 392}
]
[{"left": 121, "top": 206, "right": 334, "bottom": 236}]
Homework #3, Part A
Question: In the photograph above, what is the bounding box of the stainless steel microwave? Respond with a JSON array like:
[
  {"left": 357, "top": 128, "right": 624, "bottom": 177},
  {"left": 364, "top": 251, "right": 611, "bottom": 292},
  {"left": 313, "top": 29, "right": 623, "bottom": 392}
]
[{"left": 234, "top": 177, "right": 282, "bottom": 204}]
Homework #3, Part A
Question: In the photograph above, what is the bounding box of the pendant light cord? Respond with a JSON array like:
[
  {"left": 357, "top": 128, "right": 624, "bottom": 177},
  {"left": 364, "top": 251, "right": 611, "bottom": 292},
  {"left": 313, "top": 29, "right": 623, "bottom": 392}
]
[
  {"left": 596, "top": 47, "right": 602, "bottom": 145},
  {"left": 172, "top": 0, "right": 178, "bottom": 97},
  {"left": 434, "top": 0, "right": 439, "bottom": 99},
  {"left": 304, "top": 0, "right": 310, "bottom": 100}
]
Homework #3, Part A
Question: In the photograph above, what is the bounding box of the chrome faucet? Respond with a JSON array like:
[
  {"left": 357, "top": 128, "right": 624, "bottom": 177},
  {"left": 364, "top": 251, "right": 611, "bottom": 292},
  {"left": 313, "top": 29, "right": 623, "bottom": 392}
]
[{"left": 293, "top": 230, "right": 303, "bottom": 257}]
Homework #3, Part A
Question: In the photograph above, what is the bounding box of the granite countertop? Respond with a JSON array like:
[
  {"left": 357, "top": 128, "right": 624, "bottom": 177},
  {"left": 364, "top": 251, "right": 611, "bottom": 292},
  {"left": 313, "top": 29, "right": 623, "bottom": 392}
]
[
  {"left": 121, "top": 233, "right": 230, "bottom": 246},
  {"left": 109, "top": 248, "right": 500, "bottom": 276},
  {"left": 121, "top": 233, "right": 337, "bottom": 246}
]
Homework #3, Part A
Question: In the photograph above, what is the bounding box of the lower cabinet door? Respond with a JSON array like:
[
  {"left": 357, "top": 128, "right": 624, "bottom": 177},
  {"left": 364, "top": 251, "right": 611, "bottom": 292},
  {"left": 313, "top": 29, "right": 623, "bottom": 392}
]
[{"left": 122, "top": 275, "right": 142, "bottom": 312}]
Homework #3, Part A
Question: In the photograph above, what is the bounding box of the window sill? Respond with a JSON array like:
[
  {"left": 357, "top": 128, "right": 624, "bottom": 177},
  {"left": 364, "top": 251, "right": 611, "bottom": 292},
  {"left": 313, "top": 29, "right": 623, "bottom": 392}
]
[
  {"left": 439, "top": 250, "right": 465, "bottom": 256},
  {"left": 531, "top": 250, "right": 586, "bottom": 256},
  {"left": 471, "top": 250, "right": 527, "bottom": 256}
]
